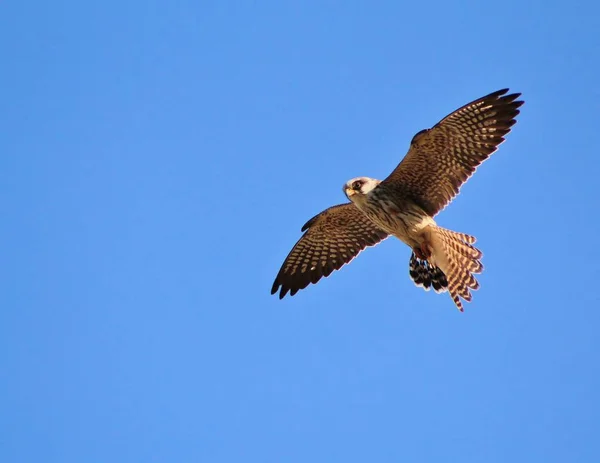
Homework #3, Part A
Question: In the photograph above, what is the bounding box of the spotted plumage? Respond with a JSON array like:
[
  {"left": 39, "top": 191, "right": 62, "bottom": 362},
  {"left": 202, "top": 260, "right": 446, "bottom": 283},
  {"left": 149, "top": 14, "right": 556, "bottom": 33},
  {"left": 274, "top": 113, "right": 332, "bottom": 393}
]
[
  {"left": 271, "top": 204, "right": 389, "bottom": 298},
  {"left": 272, "top": 89, "right": 523, "bottom": 311}
]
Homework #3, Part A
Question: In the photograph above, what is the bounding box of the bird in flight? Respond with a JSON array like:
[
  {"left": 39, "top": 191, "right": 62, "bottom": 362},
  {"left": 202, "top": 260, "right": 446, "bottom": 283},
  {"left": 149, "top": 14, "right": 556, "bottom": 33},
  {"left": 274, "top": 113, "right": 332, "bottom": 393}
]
[{"left": 271, "top": 89, "right": 523, "bottom": 311}]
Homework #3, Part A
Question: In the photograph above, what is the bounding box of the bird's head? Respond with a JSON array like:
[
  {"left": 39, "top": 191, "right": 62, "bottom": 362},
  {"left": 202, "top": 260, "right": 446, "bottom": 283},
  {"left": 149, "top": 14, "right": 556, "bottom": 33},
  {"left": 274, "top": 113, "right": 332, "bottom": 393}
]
[{"left": 343, "top": 177, "right": 380, "bottom": 204}]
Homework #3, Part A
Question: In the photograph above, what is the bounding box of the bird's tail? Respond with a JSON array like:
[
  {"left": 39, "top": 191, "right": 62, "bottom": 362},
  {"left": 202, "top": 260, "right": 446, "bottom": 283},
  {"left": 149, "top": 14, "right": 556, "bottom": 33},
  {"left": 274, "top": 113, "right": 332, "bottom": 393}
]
[
  {"left": 409, "top": 253, "right": 448, "bottom": 293},
  {"left": 414, "top": 226, "right": 484, "bottom": 311}
]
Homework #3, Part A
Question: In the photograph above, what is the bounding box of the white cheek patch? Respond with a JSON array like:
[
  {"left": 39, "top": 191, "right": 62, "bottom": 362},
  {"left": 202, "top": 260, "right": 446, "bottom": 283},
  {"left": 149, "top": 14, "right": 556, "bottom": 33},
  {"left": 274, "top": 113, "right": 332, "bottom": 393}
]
[{"left": 360, "top": 179, "right": 381, "bottom": 195}]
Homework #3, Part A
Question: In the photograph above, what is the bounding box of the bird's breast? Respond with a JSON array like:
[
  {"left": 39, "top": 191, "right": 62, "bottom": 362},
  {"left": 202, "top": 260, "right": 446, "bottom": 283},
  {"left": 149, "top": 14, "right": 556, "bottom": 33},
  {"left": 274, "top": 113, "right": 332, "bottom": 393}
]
[{"left": 362, "top": 192, "right": 435, "bottom": 248}]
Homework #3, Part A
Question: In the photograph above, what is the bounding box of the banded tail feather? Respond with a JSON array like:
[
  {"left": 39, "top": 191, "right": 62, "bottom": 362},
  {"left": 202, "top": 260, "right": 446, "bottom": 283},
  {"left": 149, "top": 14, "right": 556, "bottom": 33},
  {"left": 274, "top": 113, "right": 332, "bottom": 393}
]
[
  {"left": 409, "top": 253, "right": 448, "bottom": 293},
  {"left": 427, "top": 226, "right": 484, "bottom": 312}
]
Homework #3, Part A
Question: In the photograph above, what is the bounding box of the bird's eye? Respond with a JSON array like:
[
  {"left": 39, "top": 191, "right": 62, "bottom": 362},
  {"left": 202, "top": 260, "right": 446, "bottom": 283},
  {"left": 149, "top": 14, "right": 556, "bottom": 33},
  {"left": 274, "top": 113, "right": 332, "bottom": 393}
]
[{"left": 352, "top": 180, "right": 363, "bottom": 191}]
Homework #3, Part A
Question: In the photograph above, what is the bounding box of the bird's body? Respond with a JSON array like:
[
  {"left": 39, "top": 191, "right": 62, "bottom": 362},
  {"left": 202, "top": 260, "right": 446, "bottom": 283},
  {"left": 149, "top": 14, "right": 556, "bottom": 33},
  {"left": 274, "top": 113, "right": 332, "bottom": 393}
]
[
  {"left": 347, "top": 179, "right": 434, "bottom": 249},
  {"left": 272, "top": 89, "right": 523, "bottom": 311},
  {"left": 343, "top": 178, "right": 483, "bottom": 310}
]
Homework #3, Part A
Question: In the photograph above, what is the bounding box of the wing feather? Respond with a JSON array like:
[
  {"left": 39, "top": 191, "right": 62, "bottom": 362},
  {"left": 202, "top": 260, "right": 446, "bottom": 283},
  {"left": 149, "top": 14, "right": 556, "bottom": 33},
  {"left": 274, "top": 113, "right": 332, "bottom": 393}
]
[
  {"left": 382, "top": 89, "right": 524, "bottom": 216},
  {"left": 271, "top": 203, "right": 389, "bottom": 298}
]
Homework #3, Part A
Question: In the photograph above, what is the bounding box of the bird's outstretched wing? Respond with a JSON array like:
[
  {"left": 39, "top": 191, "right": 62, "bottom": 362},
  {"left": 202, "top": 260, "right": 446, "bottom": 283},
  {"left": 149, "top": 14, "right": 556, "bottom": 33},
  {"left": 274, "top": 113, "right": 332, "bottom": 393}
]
[
  {"left": 271, "top": 203, "right": 389, "bottom": 298},
  {"left": 382, "top": 89, "right": 524, "bottom": 217}
]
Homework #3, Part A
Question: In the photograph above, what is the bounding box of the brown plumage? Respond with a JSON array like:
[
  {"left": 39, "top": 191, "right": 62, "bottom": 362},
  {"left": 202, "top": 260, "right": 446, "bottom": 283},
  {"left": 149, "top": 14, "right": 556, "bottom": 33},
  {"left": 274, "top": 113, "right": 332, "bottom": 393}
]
[
  {"left": 426, "top": 226, "right": 483, "bottom": 312},
  {"left": 272, "top": 89, "right": 523, "bottom": 311},
  {"left": 382, "top": 89, "right": 523, "bottom": 216},
  {"left": 271, "top": 204, "right": 389, "bottom": 299}
]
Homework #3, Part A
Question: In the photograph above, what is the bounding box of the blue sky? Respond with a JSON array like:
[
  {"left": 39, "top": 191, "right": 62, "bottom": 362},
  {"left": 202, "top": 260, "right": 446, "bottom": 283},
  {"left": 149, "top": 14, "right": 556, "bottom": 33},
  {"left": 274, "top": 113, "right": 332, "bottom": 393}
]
[{"left": 2, "top": 1, "right": 599, "bottom": 461}]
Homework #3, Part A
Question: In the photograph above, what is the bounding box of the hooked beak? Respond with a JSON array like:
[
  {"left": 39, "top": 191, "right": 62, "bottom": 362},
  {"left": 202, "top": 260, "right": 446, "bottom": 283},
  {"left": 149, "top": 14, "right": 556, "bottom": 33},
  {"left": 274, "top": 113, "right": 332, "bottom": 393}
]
[{"left": 343, "top": 185, "right": 355, "bottom": 198}]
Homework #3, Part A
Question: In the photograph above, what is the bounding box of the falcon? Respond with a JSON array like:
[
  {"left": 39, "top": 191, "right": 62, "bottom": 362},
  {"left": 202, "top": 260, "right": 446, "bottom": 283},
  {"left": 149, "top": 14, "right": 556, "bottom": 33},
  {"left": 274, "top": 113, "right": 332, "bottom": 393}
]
[{"left": 271, "top": 89, "right": 523, "bottom": 311}]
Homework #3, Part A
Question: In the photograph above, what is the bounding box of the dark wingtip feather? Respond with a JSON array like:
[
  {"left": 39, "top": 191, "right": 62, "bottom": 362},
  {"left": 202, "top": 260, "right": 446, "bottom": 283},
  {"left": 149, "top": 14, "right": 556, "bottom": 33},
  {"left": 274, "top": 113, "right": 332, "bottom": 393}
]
[
  {"left": 270, "top": 279, "right": 289, "bottom": 299},
  {"left": 280, "top": 285, "right": 290, "bottom": 299},
  {"left": 489, "top": 89, "right": 524, "bottom": 108},
  {"left": 490, "top": 88, "right": 510, "bottom": 97},
  {"left": 498, "top": 91, "right": 524, "bottom": 107},
  {"left": 300, "top": 219, "right": 314, "bottom": 232}
]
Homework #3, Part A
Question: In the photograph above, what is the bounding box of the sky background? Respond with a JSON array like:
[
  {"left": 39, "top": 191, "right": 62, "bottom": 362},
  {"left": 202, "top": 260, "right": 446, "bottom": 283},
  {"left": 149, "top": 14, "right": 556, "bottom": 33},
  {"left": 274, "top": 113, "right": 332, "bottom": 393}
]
[{"left": 2, "top": 1, "right": 600, "bottom": 462}]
